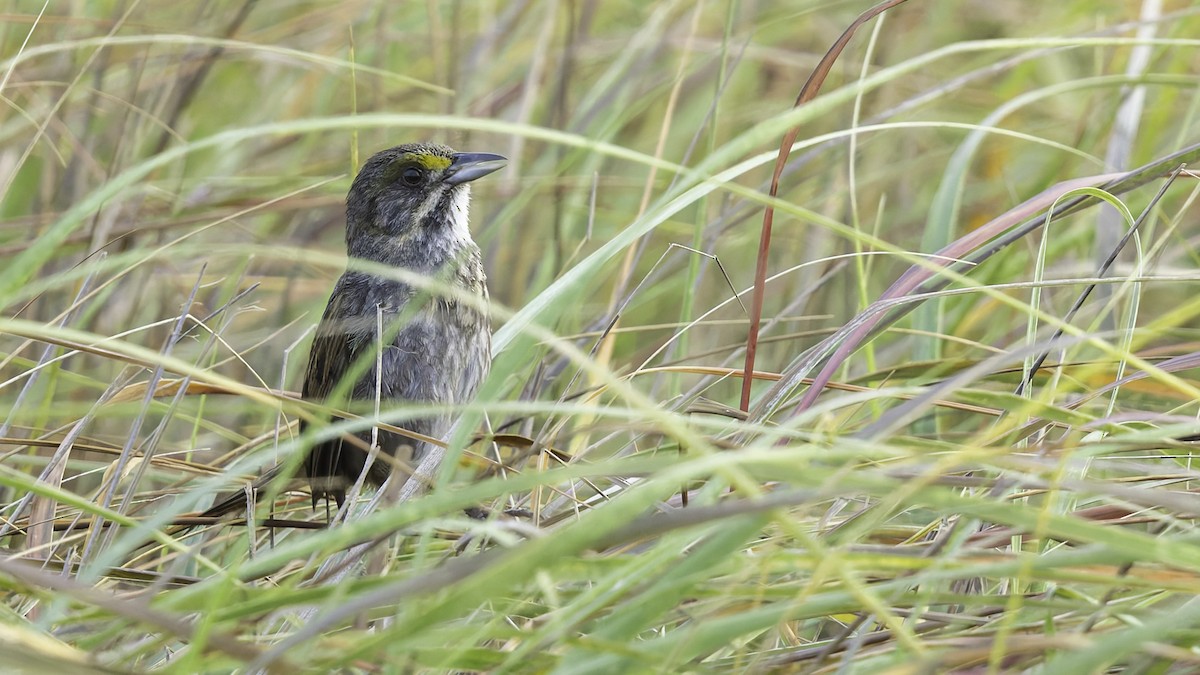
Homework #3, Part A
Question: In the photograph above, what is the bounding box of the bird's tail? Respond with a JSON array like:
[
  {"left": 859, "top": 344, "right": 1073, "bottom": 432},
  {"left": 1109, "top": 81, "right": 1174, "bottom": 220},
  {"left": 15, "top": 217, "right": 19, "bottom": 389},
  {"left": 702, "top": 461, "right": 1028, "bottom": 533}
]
[{"left": 198, "top": 464, "right": 290, "bottom": 519}]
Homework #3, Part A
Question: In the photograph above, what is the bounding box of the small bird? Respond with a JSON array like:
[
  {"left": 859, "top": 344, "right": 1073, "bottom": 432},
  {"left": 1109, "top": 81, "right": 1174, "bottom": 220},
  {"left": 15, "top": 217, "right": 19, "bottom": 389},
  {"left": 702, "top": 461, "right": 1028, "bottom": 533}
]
[{"left": 204, "top": 143, "right": 505, "bottom": 517}]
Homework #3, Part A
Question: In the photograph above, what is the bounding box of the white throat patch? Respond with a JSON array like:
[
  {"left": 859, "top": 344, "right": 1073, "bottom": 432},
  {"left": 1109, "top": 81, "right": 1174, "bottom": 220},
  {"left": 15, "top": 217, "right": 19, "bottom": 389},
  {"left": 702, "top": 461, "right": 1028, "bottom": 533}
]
[{"left": 444, "top": 185, "right": 472, "bottom": 246}]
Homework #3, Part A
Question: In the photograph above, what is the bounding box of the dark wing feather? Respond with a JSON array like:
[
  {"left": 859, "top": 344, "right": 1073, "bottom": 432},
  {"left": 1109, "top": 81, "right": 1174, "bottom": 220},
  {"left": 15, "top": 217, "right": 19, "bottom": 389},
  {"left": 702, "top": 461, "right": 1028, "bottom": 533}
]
[{"left": 301, "top": 289, "right": 365, "bottom": 508}]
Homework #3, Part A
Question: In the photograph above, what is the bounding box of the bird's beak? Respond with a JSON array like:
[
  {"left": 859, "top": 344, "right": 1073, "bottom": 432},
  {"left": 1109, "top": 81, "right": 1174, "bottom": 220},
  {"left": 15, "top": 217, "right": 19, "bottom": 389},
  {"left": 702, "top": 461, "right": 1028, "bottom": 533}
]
[{"left": 443, "top": 152, "right": 508, "bottom": 185}]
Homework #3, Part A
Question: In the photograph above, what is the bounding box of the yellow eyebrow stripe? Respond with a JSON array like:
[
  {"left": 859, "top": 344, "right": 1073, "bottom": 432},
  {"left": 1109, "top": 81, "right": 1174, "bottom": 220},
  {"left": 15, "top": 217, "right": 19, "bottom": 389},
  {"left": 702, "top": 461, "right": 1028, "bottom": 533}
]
[{"left": 401, "top": 152, "right": 452, "bottom": 172}]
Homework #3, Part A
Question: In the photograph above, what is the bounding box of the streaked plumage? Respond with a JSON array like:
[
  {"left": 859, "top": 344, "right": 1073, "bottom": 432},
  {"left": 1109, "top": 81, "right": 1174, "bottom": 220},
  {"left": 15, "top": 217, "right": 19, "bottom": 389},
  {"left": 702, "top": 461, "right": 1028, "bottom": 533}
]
[{"left": 203, "top": 143, "right": 503, "bottom": 516}]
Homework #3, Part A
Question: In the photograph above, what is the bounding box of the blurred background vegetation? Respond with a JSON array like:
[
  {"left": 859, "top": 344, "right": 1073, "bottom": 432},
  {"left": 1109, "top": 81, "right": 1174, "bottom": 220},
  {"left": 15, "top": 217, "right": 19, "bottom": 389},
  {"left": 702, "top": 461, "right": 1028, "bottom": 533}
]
[{"left": 4, "top": 0, "right": 1200, "bottom": 672}]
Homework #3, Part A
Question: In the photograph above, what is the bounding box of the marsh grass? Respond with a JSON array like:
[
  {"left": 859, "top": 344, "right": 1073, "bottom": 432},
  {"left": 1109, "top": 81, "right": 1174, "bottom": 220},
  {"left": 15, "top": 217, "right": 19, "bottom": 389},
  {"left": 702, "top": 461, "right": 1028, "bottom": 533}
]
[{"left": 4, "top": 1, "right": 1200, "bottom": 671}]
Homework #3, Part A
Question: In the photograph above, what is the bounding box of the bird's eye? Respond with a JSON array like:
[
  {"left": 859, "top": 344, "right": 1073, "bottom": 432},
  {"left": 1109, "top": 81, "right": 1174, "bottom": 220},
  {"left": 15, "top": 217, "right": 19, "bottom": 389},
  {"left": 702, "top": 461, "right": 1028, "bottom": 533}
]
[{"left": 400, "top": 167, "right": 423, "bottom": 186}]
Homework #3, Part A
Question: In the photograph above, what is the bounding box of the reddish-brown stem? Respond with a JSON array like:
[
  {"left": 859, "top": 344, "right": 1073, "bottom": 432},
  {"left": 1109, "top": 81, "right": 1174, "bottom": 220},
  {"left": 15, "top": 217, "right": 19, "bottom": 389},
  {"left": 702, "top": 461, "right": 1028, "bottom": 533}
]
[{"left": 739, "top": 0, "right": 911, "bottom": 412}]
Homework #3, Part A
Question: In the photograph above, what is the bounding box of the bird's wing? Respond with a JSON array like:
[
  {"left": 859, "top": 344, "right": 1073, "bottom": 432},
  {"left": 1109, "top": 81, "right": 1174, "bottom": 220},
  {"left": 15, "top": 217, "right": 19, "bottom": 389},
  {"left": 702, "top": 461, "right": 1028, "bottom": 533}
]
[{"left": 301, "top": 290, "right": 365, "bottom": 507}]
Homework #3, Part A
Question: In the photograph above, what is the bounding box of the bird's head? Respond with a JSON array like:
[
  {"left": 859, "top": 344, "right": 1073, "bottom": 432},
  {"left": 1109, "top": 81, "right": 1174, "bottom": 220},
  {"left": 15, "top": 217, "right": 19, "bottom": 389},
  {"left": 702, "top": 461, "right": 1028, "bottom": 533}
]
[{"left": 345, "top": 142, "right": 506, "bottom": 260}]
